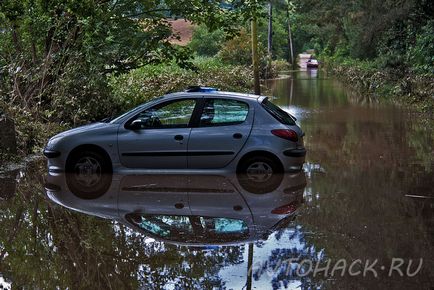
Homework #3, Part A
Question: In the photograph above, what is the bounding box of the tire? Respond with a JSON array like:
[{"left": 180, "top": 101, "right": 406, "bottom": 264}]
[
  {"left": 65, "top": 149, "right": 112, "bottom": 199},
  {"left": 237, "top": 155, "right": 283, "bottom": 194}
]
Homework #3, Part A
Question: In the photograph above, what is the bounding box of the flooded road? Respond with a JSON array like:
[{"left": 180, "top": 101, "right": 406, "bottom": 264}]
[{"left": 1, "top": 70, "right": 433, "bottom": 289}]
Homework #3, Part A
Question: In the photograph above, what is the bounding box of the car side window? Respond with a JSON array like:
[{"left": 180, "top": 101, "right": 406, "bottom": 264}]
[
  {"left": 126, "top": 214, "right": 249, "bottom": 242},
  {"left": 199, "top": 99, "right": 249, "bottom": 127},
  {"left": 128, "top": 99, "right": 196, "bottom": 129}
]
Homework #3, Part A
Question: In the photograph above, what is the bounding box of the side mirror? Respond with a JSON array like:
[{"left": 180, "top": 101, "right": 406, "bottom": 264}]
[{"left": 128, "top": 119, "right": 145, "bottom": 130}]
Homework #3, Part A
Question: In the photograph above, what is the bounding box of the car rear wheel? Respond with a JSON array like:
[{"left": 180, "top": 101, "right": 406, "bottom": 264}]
[
  {"left": 237, "top": 155, "right": 283, "bottom": 194},
  {"left": 66, "top": 150, "right": 112, "bottom": 199}
]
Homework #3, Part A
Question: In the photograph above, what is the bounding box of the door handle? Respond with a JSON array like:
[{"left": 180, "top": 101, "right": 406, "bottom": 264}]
[
  {"left": 174, "top": 135, "right": 184, "bottom": 141},
  {"left": 233, "top": 133, "right": 243, "bottom": 139},
  {"left": 174, "top": 203, "right": 184, "bottom": 209}
]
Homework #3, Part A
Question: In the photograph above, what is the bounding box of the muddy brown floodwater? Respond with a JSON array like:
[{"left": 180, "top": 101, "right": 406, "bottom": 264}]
[{"left": 0, "top": 70, "right": 433, "bottom": 290}]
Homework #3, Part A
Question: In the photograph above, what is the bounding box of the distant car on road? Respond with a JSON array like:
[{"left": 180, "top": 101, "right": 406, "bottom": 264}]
[
  {"left": 306, "top": 58, "right": 319, "bottom": 68},
  {"left": 44, "top": 87, "right": 306, "bottom": 188}
]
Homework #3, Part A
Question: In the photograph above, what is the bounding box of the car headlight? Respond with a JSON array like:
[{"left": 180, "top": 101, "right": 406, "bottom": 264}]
[{"left": 47, "top": 136, "right": 63, "bottom": 149}]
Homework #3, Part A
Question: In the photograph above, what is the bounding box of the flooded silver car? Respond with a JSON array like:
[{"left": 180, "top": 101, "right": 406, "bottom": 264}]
[{"left": 44, "top": 88, "right": 306, "bottom": 189}]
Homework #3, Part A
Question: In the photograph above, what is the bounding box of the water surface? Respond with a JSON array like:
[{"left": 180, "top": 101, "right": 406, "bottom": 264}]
[{"left": 0, "top": 70, "right": 432, "bottom": 289}]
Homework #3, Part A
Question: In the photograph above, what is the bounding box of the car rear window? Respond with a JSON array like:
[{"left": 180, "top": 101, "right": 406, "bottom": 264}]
[{"left": 261, "top": 98, "right": 296, "bottom": 125}]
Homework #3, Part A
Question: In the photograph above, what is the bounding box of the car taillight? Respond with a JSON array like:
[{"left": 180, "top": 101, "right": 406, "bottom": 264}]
[
  {"left": 271, "top": 129, "right": 298, "bottom": 142},
  {"left": 271, "top": 202, "right": 298, "bottom": 215}
]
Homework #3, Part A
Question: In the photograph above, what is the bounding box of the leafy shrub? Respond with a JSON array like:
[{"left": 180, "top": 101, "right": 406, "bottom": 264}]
[
  {"left": 408, "top": 20, "right": 434, "bottom": 74},
  {"left": 272, "top": 60, "right": 292, "bottom": 72},
  {"left": 189, "top": 25, "right": 226, "bottom": 57},
  {"left": 5, "top": 106, "right": 65, "bottom": 155},
  {"left": 109, "top": 57, "right": 254, "bottom": 109},
  {"left": 218, "top": 30, "right": 270, "bottom": 78},
  {"left": 219, "top": 30, "right": 256, "bottom": 66}
]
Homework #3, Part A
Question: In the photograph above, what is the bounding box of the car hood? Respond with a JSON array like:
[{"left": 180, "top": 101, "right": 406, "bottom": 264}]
[{"left": 50, "top": 122, "right": 113, "bottom": 140}]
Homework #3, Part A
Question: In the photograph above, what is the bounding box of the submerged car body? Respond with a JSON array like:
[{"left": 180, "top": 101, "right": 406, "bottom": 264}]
[{"left": 44, "top": 88, "right": 306, "bottom": 178}]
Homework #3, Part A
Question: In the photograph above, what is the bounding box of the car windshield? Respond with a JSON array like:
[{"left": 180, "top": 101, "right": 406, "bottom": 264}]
[{"left": 261, "top": 98, "right": 296, "bottom": 125}]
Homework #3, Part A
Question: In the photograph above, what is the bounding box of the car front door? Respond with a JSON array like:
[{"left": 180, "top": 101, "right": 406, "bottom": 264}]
[
  {"left": 187, "top": 98, "right": 254, "bottom": 169},
  {"left": 118, "top": 98, "right": 198, "bottom": 169}
]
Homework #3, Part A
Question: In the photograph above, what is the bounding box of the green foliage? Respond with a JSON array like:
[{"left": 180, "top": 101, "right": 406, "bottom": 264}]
[
  {"left": 408, "top": 20, "right": 434, "bottom": 74},
  {"left": 257, "top": 2, "right": 291, "bottom": 60},
  {"left": 189, "top": 25, "right": 226, "bottom": 57},
  {"left": 109, "top": 57, "right": 254, "bottom": 109},
  {"left": 0, "top": 0, "right": 243, "bottom": 155},
  {"left": 219, "top": 30, "right": 255, "bottom": 66},
  {"left": 292, "top": 0, "right": 434, "bottom": 74},
  {"left": 272, "top": 59, "right": 291, "bottom": 72},
  {"left": 325, "top": 56, "right": 434, "bottom": 114}
]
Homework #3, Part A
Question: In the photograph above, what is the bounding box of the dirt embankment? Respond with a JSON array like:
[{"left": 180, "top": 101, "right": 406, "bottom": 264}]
[{"left": 168, "top": 19, "right": 195, "bottom": 46}]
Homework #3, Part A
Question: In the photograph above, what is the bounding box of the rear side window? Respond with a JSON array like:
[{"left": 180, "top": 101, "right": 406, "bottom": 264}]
[
  {"left": 261, "top": 99, "right": 296, "bottom": 125},
  {"left": 126, "top": 214, "right": 249, "bottom": 243},
  {"left": 199, "top": 99, "right": 249, "bottom": 127}
]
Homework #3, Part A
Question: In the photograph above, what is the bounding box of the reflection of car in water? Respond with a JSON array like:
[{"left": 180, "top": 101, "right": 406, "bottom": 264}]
[
  {"left": 0, "top": 274, "right": 12, "bottom": 290},
  {"left": 45, "top": 170, "right": 306, "bottom": 246}
]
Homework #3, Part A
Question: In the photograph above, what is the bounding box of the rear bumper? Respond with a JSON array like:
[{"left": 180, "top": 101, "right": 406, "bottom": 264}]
[
  {"left": 280, "top": 148, "right": 306, "bottom": 172},
  {"left": 283, "top": 148, "right": 306, "bottom": 158}
]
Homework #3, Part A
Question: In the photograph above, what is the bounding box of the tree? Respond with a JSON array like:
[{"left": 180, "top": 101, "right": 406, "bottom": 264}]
[
  {"left": 0, "top": 0, "right": 236, "bottom": 123},
  {"left": 266, "top": 1, "right": 273, "bottom": 78},
  {"left": 230, "top": 0, "right": 269, "bottom": 94}
]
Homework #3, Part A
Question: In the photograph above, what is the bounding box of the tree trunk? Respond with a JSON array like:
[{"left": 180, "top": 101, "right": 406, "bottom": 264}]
[
  {"left": 267, "top": 1, "right": 273, "bottom": 78},
  {"left": 251, "top": 17, "right": 261, "bottom": 95},
  {"left": 287, "top": 2, "right": 294, "bottom": 67}
]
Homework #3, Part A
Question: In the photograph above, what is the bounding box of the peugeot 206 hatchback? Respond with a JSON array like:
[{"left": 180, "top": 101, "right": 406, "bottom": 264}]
[{"left": 44, "top": 87, "right": 306, "bottom": 182}]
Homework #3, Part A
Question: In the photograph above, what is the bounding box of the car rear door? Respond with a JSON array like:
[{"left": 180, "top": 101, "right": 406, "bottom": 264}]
[{"left": 187, "top": 97, "right": 254, "bottom": 169}]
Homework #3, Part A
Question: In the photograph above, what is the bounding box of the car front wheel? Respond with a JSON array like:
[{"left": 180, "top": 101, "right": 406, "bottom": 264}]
[{"left": 66, "top": 150, "right": 112, "bottom": 199}]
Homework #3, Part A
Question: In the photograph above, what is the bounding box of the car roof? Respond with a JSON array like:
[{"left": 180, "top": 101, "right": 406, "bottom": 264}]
[{"left": 163, "top": 91, "right": 266, "bottom": 102}]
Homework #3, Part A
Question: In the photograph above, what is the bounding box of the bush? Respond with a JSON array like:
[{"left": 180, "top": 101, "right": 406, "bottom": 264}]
[
  {"left": 218, "top": 30, "right": 271, "bottom": 78},
  {"left": 219, "top": 30, "right": 257, "bottom": 66},
  {"left": 408, "top": 20, "right": 434, "bottom": 74},
  {"left": 109, "top": 58, "right": 254, "bottom": 109},
  {"left": 189, "top": 25, "right": 226, "bottom": 57},
  {"left": 272, "top": 60, "right": 292, "bottom": 72}
]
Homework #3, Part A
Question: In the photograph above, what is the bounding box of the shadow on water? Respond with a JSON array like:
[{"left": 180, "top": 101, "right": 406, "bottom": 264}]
[{"left": 0, "top": 70, "right": 433, "bottom": 289}]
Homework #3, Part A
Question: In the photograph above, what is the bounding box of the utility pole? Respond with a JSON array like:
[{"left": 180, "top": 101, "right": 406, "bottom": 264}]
[
  {"left": 286, "top": 0, "right": 294, "bottom": 67},
  {"left": 251, "top": 16, "right": 261, "bottom": 95},
  {"left": 267, "top": 1, "right": 273, "bottom": 78}
]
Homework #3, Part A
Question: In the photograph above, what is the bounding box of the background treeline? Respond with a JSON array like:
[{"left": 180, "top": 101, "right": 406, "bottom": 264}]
[
  {"left": 188, "top": 0, "right": 434, "bottom": 111},
  {"left": 190, "top": 0, "right": 433, "bottom": 74}
]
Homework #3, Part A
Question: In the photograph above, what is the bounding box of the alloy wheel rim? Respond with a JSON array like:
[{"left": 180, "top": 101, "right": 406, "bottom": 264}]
[
  {"left": 74, "top": 157, "right": 102, "bottom": 187},
  {"left": 246, "top": 161, "right": 273, "bottom": 182}
]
